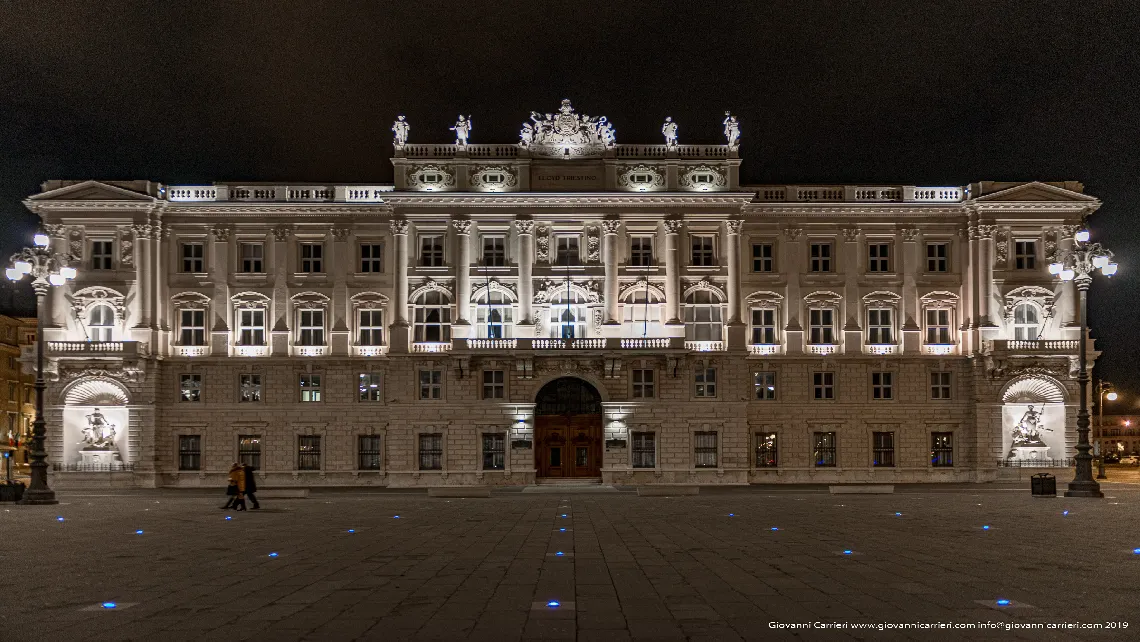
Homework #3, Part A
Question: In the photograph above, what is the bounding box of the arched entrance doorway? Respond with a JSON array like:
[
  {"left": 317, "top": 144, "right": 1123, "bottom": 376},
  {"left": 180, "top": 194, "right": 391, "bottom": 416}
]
[{"left": 534, "top": 377, "right": 603, "bottom": 478}]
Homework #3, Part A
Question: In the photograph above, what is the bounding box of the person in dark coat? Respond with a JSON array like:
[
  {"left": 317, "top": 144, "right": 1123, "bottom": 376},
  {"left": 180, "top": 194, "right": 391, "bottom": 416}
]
[{"left": 243, "top": 464, "right": 260, "bottom": 509}]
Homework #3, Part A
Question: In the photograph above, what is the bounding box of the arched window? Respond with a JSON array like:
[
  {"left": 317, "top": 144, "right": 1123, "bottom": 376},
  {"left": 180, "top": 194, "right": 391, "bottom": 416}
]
[
  {"left": 413, "top": 291, "right": 452, "bottom": 343},
  {"left": 684, "top": 290, "right": 723, "bottom": 342},
  {"left": 475, "top": 291, "right": 513, "bottom": 339},
  {"left": 1013, "top": 303, "right": 1039, "bottom": 341},
  {"left": 549, "top": 291, "right": 587, "bottom": 339},
  {"left": 622, "top": 289, "right": 664, "bottom": 338},
  {"left": 88, "top": 304, "right": 114, "bottom": 341}
]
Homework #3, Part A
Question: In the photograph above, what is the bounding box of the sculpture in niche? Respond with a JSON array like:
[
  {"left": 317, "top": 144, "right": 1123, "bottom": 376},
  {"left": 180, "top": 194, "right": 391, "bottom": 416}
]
[
  {"left": 522, "top": 100, "right": 615, "bottom": 156},
  {"left": 1008, "top": 404, "right": 1053, "bottom": 460},
  {"left": 722, "top": 112, "right": 740, "bottom": 150},
  {"left": 450, "top": 115, "right": 472, "bottom": 147},
  {"left": 392, "top": 116, "right": 410, "bottom": 147},
  {"left": 80, "top": 408, "right": 117, "bottom": 451},
  {"left": 662, "top": 117, "right": 678, "bottom": 148}
]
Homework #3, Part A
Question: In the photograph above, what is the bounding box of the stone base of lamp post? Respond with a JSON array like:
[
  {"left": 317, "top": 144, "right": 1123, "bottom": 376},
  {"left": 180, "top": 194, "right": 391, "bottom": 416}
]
[{"left": 1064, "top": 482, "right": 1104, "bottom": 498}]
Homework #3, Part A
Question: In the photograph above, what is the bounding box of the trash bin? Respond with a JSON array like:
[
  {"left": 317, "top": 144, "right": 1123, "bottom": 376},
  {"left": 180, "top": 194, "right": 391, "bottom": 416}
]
[
  {"left": 0, "top": 481, "right": 25, "bottom": 503},
  {"left": 1031, "top": 473, "right": 1056, "bottom": 497}
]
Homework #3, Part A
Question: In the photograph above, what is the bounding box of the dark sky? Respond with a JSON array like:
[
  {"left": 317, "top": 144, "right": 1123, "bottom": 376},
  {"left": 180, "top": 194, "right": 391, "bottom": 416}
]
[{"left": 2, "top": 0, "right": 1138, "bottom": 399}]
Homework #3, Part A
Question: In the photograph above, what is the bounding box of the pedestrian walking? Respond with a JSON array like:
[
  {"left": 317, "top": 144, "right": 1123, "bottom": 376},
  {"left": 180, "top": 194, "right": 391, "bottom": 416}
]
[
  {"left": 220, "top": 462, "right": 240, "bottom": 509},
  {"left": 227, "top": 462, "right": 247, "bottom": 511},
  {"left": 243, "top": 463, "right": 260, "bottom": 510}
]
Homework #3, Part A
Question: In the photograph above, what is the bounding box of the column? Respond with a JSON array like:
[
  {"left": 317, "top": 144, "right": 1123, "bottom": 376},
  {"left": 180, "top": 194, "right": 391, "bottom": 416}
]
[
  {"left": 977, "top": 224, "right": 995, "bottom": 328},
  {"left": 602, "top": 219, "right": 621, "bottom": 329},
  {"left": 452, "top": 220, "right": 473, "bottom": 338},
  {"left": 44, "top": 224, "right": 68, "bottom": 330},
  {"left": 724, "top": 219, "right": 745, "bottom": 350},
  {"left": 209, "top": 225, "right": 231, "bottom": 355},
  {"left": 331, "top": 226, "right": 351, "bottom": 354},
  {"left": 1057, "top": 225, "right": 1079, "bottom": 338},
  {"left": 663, "top": 220, "right": 683, "bottom": 327},
  {"left": 133, "top": 223, "right": 151, "bottom": 328},
  {"left": 782, "top": 227, "right": 804, "bottom": 354},
  {"left": 515, "top": 219, "right": 534, "bottom": 333},
  {"left": 270, "top": 225, "right": 291, "bottom": 356},
  {"left": 390, "top": 220, "right": 410, "bottom": 353},
  {"left": 901, "top": 227, "right": 921, "bottom": 353},
  {"left": 841, "top": 228, "right": 861, "bottom": 355}
]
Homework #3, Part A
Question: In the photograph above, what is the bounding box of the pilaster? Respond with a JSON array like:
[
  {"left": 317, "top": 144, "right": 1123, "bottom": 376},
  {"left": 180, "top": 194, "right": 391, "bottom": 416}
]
[
  {"left": 453, "top": 219, "right": 473, "bottom": 338},
  {"left": 602, "top": 219, "right": 621, "bottom": 329},
  {"left": 390, "top": 220, "right": 410, "bottom": 353},
  {"left": 515, "top": 219, "right": 535, "bottom": 336}
]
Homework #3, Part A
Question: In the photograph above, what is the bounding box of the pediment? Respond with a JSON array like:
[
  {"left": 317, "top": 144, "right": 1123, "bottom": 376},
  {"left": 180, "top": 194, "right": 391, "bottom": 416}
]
[
  {"left": 974, "top": 182, "right": 1096, "bottom": 203},
  {"left": 30, "top": 180, "right": 156, "bottom": 203}
]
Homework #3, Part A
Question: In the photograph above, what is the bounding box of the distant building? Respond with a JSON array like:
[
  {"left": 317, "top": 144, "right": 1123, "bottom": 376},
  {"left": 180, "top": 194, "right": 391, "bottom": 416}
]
[
  {"left": 0, "top": 314, "right": 36, "bottom": 470},
  {"left": 21, "top": 100, "right": 1099, "bottom": 488},
  {"left": 1094, "top": 415, "right": 1140, "bottom": 456}
]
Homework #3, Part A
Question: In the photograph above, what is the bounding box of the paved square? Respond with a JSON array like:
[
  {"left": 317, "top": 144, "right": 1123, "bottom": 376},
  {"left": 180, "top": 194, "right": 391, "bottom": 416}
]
[{"left": 3, "top": 483, "right": 1139, "bottom": 641}]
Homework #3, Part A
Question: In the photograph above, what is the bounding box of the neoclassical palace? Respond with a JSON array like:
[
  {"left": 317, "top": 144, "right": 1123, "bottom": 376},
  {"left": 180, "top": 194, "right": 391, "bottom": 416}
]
[{"left": 23, "top": 101, "right": 1098, "bottom": 488}]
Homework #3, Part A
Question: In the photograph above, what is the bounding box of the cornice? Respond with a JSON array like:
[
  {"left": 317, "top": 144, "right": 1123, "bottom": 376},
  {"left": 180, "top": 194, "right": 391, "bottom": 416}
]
[{"left": 24, "top": 199, "right": 164, "bottom": 214}]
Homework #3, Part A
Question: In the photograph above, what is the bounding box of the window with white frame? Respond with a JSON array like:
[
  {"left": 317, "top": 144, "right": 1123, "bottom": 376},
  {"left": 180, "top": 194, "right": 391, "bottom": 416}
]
[
  {"left": 359, "top": 243, "right": 383, "bottom": 273},
  {"left": 549, "top": 290, "right": 588, "bottom": 339},
  {"left": 482, "top": 370, "right": 505, "bottom": 399},
  {"left": 630, "top": 236, "right": 654, "bottom": 266},
  {"left": 926, "top": 242, "right": 948, "bottom": 272},
  {"left": 554, "top": 236, "right": 580, "bottom": 265},
  {"left": 684, "top": 290, "right": 723, "bottom": 342},
  {"left": 925, "top": 309, "right": 952, "bottom": 344},
  {"left": 695, "top": 367, "right": 717, "bottom": 398},
  {"left": 750, "top": 308, "right": 777, "bottom": 345},
  {"left": 482, "top": 433, "right": 506, "bottom": 470},
  {"left": 358, "top": 309, "right": 384, "bottom": 346},
  {"left": 419, "top": 433, "right": 443, "bottom": 470},
  {"left": 419, "top": 369, "right": 443, "bottom": 400},
  {"left": 754, "top": 371, "right": 776, "bottom": 400},
  {"left": 419, "top": 235, "right": 444, "bottom": 266},
  {"left": 631, "top": 432, "right": 656, "bottom": 468},
  {"left": 239, "top": 374, "right": 261, "bottom": 402},
  {"left": 239, "top": 242, "right": 264, "bottom": 273},
  {"left": 299, "top": 243, "right": 323, "bottom": 273},
  {"left": 690, "top": 235, "right": 715, "bottom": 266},
  {"left": 694, "top": 431, "right": 718, "bottom": 467},
  {"left": 475, "top": 291, "right": 513, "bottom": 339},
  {"left": 298, "top": 310, "right": 325, "bottom": 346},
  {"left": 622, "top": 288, "right": 664, "bottom": 338},
  {"left": 756, "top": 432, "right": 778, "bottom": 467},
  {"left": 872, "top": 371, "right": 893, "bottom": 400},
  {"left": 632, "top": 368, "right": 655, "bottom": 398},
  {"left": 179, "top": 309, "right": 206, "bottom": 346},
  {"left": 482, "top": 236, "right": 506, "bottom": 267},
  {"left": 299, "top": 374, "right": 322, "bottom": 402},
  {"left": 179, "top": 374, "right": 202, "bottom": 402},
  {"left": 237, "top": 308, "right": 266, "bottom": 345},
  {"left": 91, "top": 240, "right": 114, "bottom": 270},
  {"left": 87, "top": 304, "right": 114, "bottom": 341},
  {"left": 751, "top": 242, "right": 774, "bottom": 272},
  {"left": 181, "top": 242, "right": 204, "bottom": 273},
  {"left": 358, "top": 373, "right": 382, "bottom": 402},
  {"left": 868, "top": 242, "right": 891, "bottom": 272},
  {"left": 930, "top": 371, "right": 952, "bottom": 399},
  {"left": 358, "top": 435, "right": 382, "bottom": 470},
  {"left": 813, "top": 372, "right": 834, "bottom": 400},
  {"left": 1012, "top": 303, "right": 1040, "bottom": 340},
  {"left": 412, "top": 291, "right": 452, "bottom": 343},
  {"left": 1014, "top": 240, "right": 1037, "bottom": 270},
  {"left": 808, "top": 308, "right": 835, "bottom": 344},
  {"left": 867, "top": 308, "right": 893, "bottom": 344},
  {"left": 809, "top": 242, "right": 832, "bottom": 272}
]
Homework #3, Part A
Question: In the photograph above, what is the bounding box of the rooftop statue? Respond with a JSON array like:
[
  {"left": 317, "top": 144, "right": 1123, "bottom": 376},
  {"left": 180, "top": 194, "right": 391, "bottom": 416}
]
[
  {"left": 392, "top": 115, "right": 409, "bottom": 148},
  {"left": 450, "top": 115, "right": 472, "bottom": 147},
  {"left": 521, "top": 99, "right": 614, "bottom": 157},
  {"left": 723, "top": 112, "right": 740, "bottom": 150},
  {"left": 662, "top": 117, "right": 678, "bottom": 148}
]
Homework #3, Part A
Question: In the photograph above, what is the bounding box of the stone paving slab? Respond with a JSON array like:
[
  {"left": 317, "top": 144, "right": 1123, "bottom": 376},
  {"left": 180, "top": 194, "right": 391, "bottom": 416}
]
[{"left": 2, "top": 485, "right": 1139, "bottom": 640}]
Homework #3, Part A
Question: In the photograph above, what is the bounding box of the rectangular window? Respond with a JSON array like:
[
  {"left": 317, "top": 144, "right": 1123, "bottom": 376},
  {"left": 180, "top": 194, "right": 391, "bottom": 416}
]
[
  {"left": 690, "top": 235, "right": 715, "bottom": 266},
  {"left": 181, "top": 242, "right": 204, "bottom": 273},
  {"left": 872, "top": 371, "right": 893, "bottom": 400},
  {"left": 298, "top": 435, "right": 321, "bottom": 471},
  {"left": 751, "top": 242, "right": 774, "bottom": 272},
  {"left": 1014, "top": 241, "right": 1037, "bottom": 270},
  {"left": 238, "top": 435, "right": 261, "bottom": 469},
  {"left": 240, "top": 242, "right": 264, "bottom": 273},
  {"left": 695, "top": 367, "right": 717, "bottom": 398},
  {"left": 868, "top": 242, "right": 891, "bottom": 272},
  {"left": 91, "top": 240, "right": 114, "bottom": 270},
  {"left": 809, "top": 308, "right": 834, "bottom": 344},
  {"left": 631, "top": 432, "right": 656, "bottom": 468},
  {"left": 809, "top": 242, "right": 832, "bottom": 272},
  {"left": 926, "top": 242, "right": 948, "bottom": 272},
  {"left": 419, "top": 433, "right": 443, "bottom": 470},
  {"left": 299, "top": 310, "right": 325, "bottom": 346},
  {"left": 755, "top": 432, "right": 778, "bottom": 467},
  {"left": 359, "top": 243, "right": 383, "bottom": 273},
  {"left": 178, "top": 435, "right": 201, "bottom": 471},
  {"left": 694, "top": 431, "right": 718, "bottom": 468},
  {"left": 931, "top": 432, "right": 954, "bottom": 467},
  {"left": 482, "top": 433, "right": 506, "bottom": 470},
  {"left": 238, "top": 309, "right": 266, "bottom": 345},
  {"left": 179, "top": 374, "right": 202, "bottom": 402},
  {"left": 813, "top": 372, "right": 834, "bottom": 400},
  {"left": 925, "top": 309, "right": 951, "bottom": 344},
  {"left": 930, "top": 372, "right": 952, "bottom": 400},
  {"left": 813, "top": 431, "right": 837, "bottom": 467},
  {"left": 358, "top": 435, "right": 382, "bottom": 470},
  {"left": 555, "top": 236, "right": 580, "bottom": 265},
  {"left": 630, "top": 236, "right": 654, "bottom": 266},
  {"left": 358, "top": 309, "right": 384, "bottom": 346},
  {"left": 754, "top": 371, "right": 776, "bottom": 400},
  {"left": 867, "top": 309, "right": 893, "bottom": 344},
  {"left": 180, "top": 309, "right": 206, "bottom": 346},
  {"left": 300, "top": 374, "right": 322, "bottom": 402},
  {"left": 482, "top": 236, "right": 506, "bottom": 267},
  {"left": 632, "top": 368, "right": 655, "bottom": 398},
  {"left": 419, "top": 369, "right": 442, "bottom": 400},
  {"left": 300, "top": 243, "right": 323, "bottom": 273},
  {"left": 239, "top": 374, "right": 261, "bottom": 403},
  {"left": 750, "top": 308, "right": 777, "bottom": 344},
  {"left": 482, "top": 369, "right": 505, "bottom": 400},
  {"left": 419, "top": 235, "right": 444, "bottom": 267},
  {"left": 358, "top": 373, "right": 382, "bottom": 402},
  {"left": 872, "top": 431, "right": 895, "bottom": 467}
]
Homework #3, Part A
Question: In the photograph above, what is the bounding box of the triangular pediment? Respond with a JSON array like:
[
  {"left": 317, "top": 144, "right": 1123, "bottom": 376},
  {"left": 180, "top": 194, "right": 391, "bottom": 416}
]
[
  {"left": 29, "top": 180, "right": 156, "bottom": 203},
  {"left": 974, "top": 181, "right": 1096, "bottom": 203}
]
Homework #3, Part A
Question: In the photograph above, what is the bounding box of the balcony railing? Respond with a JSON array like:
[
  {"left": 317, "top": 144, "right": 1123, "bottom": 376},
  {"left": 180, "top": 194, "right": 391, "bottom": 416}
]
[
  {"left": 533, "top": 338, "right": 606, "bottom": 350},
  {"left": 924, "top": 344, "right": 956, "bottom": 355},
  {"left": 173, "top": 345, "right": 209, "bottom": 357},
  {"left": 353, "top": 345, "right": 389, "bottom": 357},
  {"left": 808, "top": 344, "right": 838, "bottom": 356},
  {"left": 684, "top": 340, "right": 725, "bottom": 352},
  {"left": 53, "top": 462, "right": 135, "bottom": 472},
  {"left": 748, "top": 344, "right": 780, "bottom": 356},
  {"left": 46, "top": 341, "right": 138, "bottom": 357},
  {"left": 296, "top": 345, "right": 328, "bottom": 357},
  {"left": 866, "top": 344, "right": 897, "bottom": 356},
  {"left": 412, "top": 342, "right": 452, "bottom": 353},
  {"left": 990, "top": 340, "right": 1079, "bottom": 353},
  {"left": 754, "top": 185, "right": 963, "bottom": 203},
  {"left": 233, "top": 345, "right": 269, "bottom": 357},
  {"left": 620, "top": 338, "right": 670, "bottom": 349},
  {"left": 467, "top": 339, "right": 518, "bottom": 350}
]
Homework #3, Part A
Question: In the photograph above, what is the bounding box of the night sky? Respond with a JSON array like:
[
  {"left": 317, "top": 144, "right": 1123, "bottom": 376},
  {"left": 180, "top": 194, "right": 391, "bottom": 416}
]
[{"left": 2, "top": 1, "right": 1137, "bottom": 398}]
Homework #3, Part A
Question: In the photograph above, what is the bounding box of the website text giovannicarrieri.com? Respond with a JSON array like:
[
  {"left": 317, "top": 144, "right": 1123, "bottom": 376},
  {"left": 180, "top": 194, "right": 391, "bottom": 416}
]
[{"left": 769, "top": 621, "right": 1129, "bottom": 632}]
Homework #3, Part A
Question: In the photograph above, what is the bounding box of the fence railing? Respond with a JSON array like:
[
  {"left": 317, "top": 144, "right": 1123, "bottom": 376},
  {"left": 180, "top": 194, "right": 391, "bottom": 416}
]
[
  {"left": 997, "top": 458, "right": 1075, "bottom": 468},
  {"left": 53, "top": 462, "right": 135, "bottom": 472}
]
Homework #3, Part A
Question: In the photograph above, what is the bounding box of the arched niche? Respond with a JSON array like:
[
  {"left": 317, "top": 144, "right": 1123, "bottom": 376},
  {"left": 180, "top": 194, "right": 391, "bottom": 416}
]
[
  {"left": 60, "top": 377, "right": 132, "bottom": 467},
  {"left": 1000, "top": 375, "right": 1069, "bottom": 465}
]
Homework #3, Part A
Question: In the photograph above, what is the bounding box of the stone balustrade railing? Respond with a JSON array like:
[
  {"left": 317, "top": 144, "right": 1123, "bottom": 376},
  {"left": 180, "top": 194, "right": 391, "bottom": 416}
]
[
  {"left": 47, "top": 341, "right": 138, "bottom": 357},
  {"left": 990, "top": 339, "right": 1080, "bottom": 353},
  {"left": 459, "top": 337, "right": 681, "bottom": 351},
  {"left": 411, "top": 342, "right": 453, "bottom": 353},
  {"left": 754, "top": 185, "right": 963, "bottom": 203},
  {"left": 747, "top": 344, "right": 780, "bottom": 356},
  {"left": 684, "top": 340, "right": 725, "bottom": 352},
  {"left": 808, "top": 344, "right": 839, "bottom": 356},
  {"left": 866, "top": 344, "right": 898, "bottom": 356}
]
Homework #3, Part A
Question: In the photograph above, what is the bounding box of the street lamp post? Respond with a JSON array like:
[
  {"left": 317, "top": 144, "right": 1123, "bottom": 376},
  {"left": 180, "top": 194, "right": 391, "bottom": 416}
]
[
  {"left": 1095, "top": 381, "right": 1117, "bottom": 479},
  {"left": 1050, "top": 229, "right": 1117, "bottom": 498},
  {"left": 6, "top": 233, "right": 76, "bottom": 505}
]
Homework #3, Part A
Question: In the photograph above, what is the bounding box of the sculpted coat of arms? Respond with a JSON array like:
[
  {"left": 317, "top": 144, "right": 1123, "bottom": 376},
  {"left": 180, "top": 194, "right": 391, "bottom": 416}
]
[{"left": 519, "top": 99, "right": 615, "bottom": 157}]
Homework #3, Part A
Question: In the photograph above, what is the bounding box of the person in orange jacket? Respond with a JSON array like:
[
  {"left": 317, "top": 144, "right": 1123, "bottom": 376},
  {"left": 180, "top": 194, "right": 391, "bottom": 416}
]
[{"left": 221, "top": 462, "right": 246, "bottom": 511}]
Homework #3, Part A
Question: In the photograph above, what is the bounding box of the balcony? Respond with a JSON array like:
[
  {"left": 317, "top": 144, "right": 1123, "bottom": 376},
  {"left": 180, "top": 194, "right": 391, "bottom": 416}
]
[
  {"left": 989, "top": 340, "right": 1079, "bottom": 354},
  {"left": 296, "top": 345, "right": 328, "bottom": 357},
  {"left": 620, "top": 338, "right": 670, "bottom": 349},
  {"left": 808, "top": 344, "right": 838, "bottom": 356},
  {"left": 534, "top": 338, "right": 606, "bottom": 350},
  {"left": 353, "top": 345, "right": 389, "bottom": 357},
  {"left": 866, "top": 344, "right": 897, "bottom": 356},
  {"left": 684, "top": 340, "right": 725, "bottom": 352},
  {"left": 748, "top": 344, "right": 781, "bottom": 356},
  {"left": 467, "top": 339, "right": 518, "bottom": 350},
  {"left": 924, "top": 344, "right": 956, "bottom": 356},
  {"left": 233, "top": 345, "right": 269, "bottom": 357},
  {"left": 412, "top": 342, "right": 452, "bottom": 353},
  {"left": 46, "top": 341, "right": 139, "bottom": 358},
  {"left": 172, "top": 345, "right": 209, "bottom": 357}
]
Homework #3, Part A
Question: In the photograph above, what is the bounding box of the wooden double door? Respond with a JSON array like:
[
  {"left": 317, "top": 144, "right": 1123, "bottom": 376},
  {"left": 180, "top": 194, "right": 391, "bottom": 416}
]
[{"left": 535, "top": 414, "right": 602, "bottom": 478}]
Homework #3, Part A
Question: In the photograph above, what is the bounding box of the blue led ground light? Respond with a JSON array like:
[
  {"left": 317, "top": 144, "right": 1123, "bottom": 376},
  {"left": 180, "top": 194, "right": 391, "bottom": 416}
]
[
  {"left": 547, "top": 601, "right": 560, "bottom": 608},
  {"left": 102, "top": 602, "right": 116, "bottom": 609},
  {"left": 996, "top": 599, "right": 1011, "bottom": 606}
]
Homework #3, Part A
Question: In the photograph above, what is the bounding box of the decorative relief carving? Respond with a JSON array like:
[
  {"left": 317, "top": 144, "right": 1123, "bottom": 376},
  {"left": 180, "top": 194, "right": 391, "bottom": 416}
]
[
  {"left": 469, "top": 165, "right": 518, "bottom": 191},
  {"left": 119, "top": 227, "right": 134, "bottom": 268},
  {"left": 1060, "top": 224, "right": 1082, "bottom": 239},
  {"left": 290, "top": 291, "right": 330, "bottom": 310},
  {"left": 682, "top": 278, "right": 727, "bottom": 301},
  {"left": 451, "top": 219, "right": 473, "bottom": 235},
  {"left": 725, "top": 219, "right": 744, "bottom": 235},
  {"left": 272, "top": 225, "right": 293, "bottom": 242},
  {"left": 520, "top": 99, "right": 615, "bottom": 157},
  {"left": 663, "top": 220, "right": 684, "bottom": 234},
  {"left": 841, "top": 227, "right": 860, "bottom": 242},
  {"left": 350, "top": 292, "right": 390, "bottom": 309},
  {"left": 592, "top": 309, "right": 604, "bottom": 335},
  {"left": 1003, "top": 285, "right": 1056, "bottom": 321},
  {"left": 471, "top": 279, "right": 518, "bottom": 301},
  {"left": 900, "top": 227, "right": 919, "bottom": 242},
  {"left": 409, "top": 277, "right": 454, "bottom": 301},
  {"left": 513, "top": 219, "right": 535, "bottom": 235},
  {"left": 1044, "top": 230, "right": 1058, "bottom": 261},
  {"left": 389, "top": 219, "right": 409, "bottom": 235},
  {"left": 976, "top": 224, "right": 996, "bottom": 239},
  {"left": 783, "top": 227, "right": 802, "bottom": 241},
  {"left": 862, "top": 290, "right": 902, "bottom": 308},
  {"left": 534, "top": 224, "right": 550, "bottom": 261},
  {"left": 804, "top": 290, "right": 843, "bottom": 307},
  {"left": 616, "top": 164, "right": 665, "bottom": 190},
  {"left": 69, "top": 228, "right": 84, "bottom": 257},
  {"left": 618, "top": 280, "right": 666, "bottom": 302},
  {"left": 59, "top": 366, "right": 145, "bottom": 386},
  {"left": 533, "top": 279, "right": 600, "bottom": 304},
  {"left": 230, "top": 291, "right": 271, "bottom": 310},
  {"left": 331, "top": 227, "right": 351, "bottom": 242},
  {"left": 43, "top": 224, "right": 66, "bottom": 239},
  {"left": 406, "top": 164, "right": 456, "bottom": 191},
  {"left": 745, "top": 290, "right": 784, "bottom": 309},
  {"left": 130, "top": 223, "right": 151, "bottom": 239},
  {"left": 170, "top": 291, "right": 211, "bottom": 309},
  {"left": 70, "top": 286, "right": 127, "bottom": 324},
  {"left": 601, "top": 219, "right": 622, "bottom": 235},
  {"left": 919, "top": 291, "right": 959, "bottom": 309},
  {"left": 585, "top": 225, "right": 601, "bottom": 262},
  {"left": 994, "top": 229, "right": 1009, "bottom": 265},
  {"left": 678, "top": 165, "right": 727, "bottom": 190},
  {"left": 212, "top": 225, "right": 233, "bottom": 242}
]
